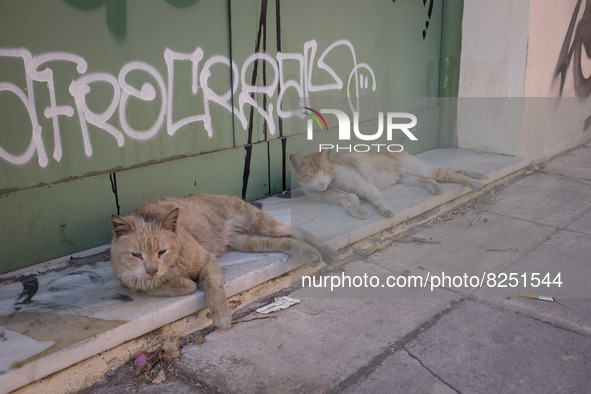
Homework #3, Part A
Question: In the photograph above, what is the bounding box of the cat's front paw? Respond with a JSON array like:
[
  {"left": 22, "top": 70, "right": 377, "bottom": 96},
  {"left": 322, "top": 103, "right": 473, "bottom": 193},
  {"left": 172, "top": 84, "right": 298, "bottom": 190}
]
[
  {"left": 467, "top": 180, "right": 483, "bottom": 191},
  {"left": 319, "top": 245, "right": 338, "bottom": 265},
  {"left": 378, "top": 207, "right": 395, "bottom": 218},
  {"left": 305, "top": 248, "right": 323, "bottom": 267},
  {"left": 425, "top": 181, "right": 441, "bottom": 195},
  {"left": 292, "top": 242, "right": 323, "bottom": 267},
  {"left": 208, "top": 304, "right": 232, "bottom": 331},
  {"left": 346, "top": 205, "right": 368, "bottom": 219},
  {"left": 457, "top": 170, "right": 487, "bottom": 180}
]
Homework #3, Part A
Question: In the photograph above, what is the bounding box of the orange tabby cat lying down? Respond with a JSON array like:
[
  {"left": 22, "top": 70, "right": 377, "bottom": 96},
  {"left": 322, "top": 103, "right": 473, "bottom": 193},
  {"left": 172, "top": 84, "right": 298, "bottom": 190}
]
[
  {"left": 290, "top": 149, "right": 486, "bottom": 219},
  {"left": 110, "top": 193, "right": 336, "bottom": 330}
]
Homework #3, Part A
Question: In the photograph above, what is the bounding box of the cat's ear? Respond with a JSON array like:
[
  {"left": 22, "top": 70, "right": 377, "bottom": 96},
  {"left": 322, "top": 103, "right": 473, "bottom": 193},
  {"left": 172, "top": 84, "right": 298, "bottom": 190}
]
[
  {"left": 320, "top": 148, "right": 332, "bottom": 159},
  {"left": 289, "top": 154, "right": 304, "bottom": 170},
  {"left": 160, "top": 208, "right": 179, "bottom": 232},
  {"left": 111, "top": 215, "right": 133, "bottom": 237}
]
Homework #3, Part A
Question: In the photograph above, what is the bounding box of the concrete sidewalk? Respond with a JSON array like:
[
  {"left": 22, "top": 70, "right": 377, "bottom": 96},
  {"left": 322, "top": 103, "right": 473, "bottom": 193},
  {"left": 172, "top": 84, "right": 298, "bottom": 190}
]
[{"left": 83, "top": 143, "right": 591, "bottom": 394}]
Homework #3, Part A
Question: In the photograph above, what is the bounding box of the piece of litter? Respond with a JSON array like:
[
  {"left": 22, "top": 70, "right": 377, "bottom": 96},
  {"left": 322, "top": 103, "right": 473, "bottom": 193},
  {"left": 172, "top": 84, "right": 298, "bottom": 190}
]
[
  {"left": 390, "top": 236, "right": 440, "bottom": 245},
  {"left": 562, "top": 354, "right": 575, "bottom": 362},
  {"left": 436, "top": 216, "right": 453, "bottom": 222},
  {"left": 135, "top": 352, "right": 148, "bottom": 368},
  {"left": 152, "top": 369, "right": 167, "bottom": 384},
  {"left": 486, "top": 248, "right": 519, "bottom": 252},
  {"left": 161, "top": 337, "right": 180, "bottom": 361},
  {"left": 360, "top": 238, "right": 395, "bottom": 256},
  {"left": 256, "top": 296, "right": 301, "bottom": 314},
  {"left": 520, "top": 292, "right": 555, "bottom": 302},
  {"left": 231, "top": 315, "right": 278, "bottom": 324}
]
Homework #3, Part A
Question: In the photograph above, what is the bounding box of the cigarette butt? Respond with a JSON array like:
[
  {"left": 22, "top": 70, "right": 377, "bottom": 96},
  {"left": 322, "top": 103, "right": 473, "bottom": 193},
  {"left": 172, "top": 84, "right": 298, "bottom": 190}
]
[{"left": 520, "top": 292, "right": 554, "bottom": 302}]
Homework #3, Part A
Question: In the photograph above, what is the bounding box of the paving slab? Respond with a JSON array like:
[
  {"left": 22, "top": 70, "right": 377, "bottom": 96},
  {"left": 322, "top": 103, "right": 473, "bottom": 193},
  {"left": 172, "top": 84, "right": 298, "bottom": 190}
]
[
  {"left": 475, "top": 229, "right": 591, "bottom": 300},
  {"left": 487, "top": 172, "right": 591, "bottom": 228},
  {"left": 178, "top": 293, "right": 454, "bottom": 393},
  {"left": 486, "top": 297, "right": 591, "bottom": 337},
  {"left": 343, "top": 350, "right": 456, "bottom": 394},
  {"left": 80, "top": 362, "right": 207, "bottom": 394},
  {"left": 405, "top": 300, "right": 591, "bottom": 394},
  {"left": 567, "top": 207, "right": 591, "bottom": 235},
  {"left": 543, "top": 144, "right": 591, "bottom": 182},
  {"left": 365, "top": 211, "right": 555, "bottom": 296}
]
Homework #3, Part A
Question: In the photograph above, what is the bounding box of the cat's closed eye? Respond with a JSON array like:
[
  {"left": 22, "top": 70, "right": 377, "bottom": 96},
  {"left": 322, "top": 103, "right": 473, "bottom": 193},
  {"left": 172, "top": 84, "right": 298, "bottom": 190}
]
[
  {"left": 131, "top": 252, "right": 143, "bottom": 259},
  {"left": 158, "top": 250, "right": 167, "bottom": 258}
]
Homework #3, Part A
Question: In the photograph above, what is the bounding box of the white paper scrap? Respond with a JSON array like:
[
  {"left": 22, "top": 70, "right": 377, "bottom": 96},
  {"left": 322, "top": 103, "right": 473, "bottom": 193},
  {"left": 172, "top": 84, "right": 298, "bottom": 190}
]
[{"left": 256, "top": 296, "right": 301, "bottom": 314}]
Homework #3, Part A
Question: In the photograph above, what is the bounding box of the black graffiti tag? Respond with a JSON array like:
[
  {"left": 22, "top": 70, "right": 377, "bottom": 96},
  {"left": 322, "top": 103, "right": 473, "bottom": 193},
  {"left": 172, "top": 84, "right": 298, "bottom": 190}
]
[{"left": 555, "top": 0, "right": 591, "bottom": 97}]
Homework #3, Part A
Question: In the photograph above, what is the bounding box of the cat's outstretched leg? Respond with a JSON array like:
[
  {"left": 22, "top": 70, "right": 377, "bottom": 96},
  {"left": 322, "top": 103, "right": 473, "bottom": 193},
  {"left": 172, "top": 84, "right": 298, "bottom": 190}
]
[
  {"left": 354, "top": 184, "right": 395, "bottom": 218},
  {"left": 232, "top": 203, "right": 337, "bottom": 264},
  {"left": 455, "top": 169, "right": 487, "bottom": 179},
  {"left": 307, "top": 189, "right": 369, "bottom": 219},
  {"left": 431, "top": 168, "right": 483, "bottom": 191},
  {"left": 400, "top": 154, "right": 484, "bottom": 191},
  {"left": 229, "top": 233, "right": 324, "bottom": 267},
  {"left": 400, "top": 176, "right": 442, "bottom": 195},
  {"left": 144, "top": 275, "right": 197, "bottom": 296},
  {"left": 339, "top": 192, "right": 370, "bottom": 219},
  {"left": 291, "top": 226, "right": 338, "bottom": 265},
  {"left": 197, "top": 255, "right": 231, "bottom": 330}
]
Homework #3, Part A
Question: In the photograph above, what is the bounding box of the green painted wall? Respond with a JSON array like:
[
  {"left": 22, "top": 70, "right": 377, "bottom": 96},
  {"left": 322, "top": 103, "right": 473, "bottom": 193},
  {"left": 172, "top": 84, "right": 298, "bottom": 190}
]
[{"left": 0, "top": 0, "right": 455, "bottom": 273}]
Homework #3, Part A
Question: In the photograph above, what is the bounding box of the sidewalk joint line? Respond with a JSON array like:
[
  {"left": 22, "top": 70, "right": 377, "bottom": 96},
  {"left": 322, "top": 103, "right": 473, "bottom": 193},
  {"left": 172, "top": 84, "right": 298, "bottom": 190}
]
[{"left": 326, "top": 297, "right": 465, "bottom": 393}]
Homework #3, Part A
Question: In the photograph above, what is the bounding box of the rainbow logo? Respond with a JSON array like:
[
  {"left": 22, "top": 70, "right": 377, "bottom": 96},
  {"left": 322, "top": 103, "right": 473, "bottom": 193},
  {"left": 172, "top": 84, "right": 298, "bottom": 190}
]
[{"left": 303, "top": 107, "right": 328, "bottom": 131}]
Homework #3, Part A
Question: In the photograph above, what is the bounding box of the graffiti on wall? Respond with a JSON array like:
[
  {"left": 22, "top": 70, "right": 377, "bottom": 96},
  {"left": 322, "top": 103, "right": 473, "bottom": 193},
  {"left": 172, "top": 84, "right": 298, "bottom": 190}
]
[
  {"left": 422, "top": 0, "right": 434, "bottom": 40},
  {"left": 555, "top": 0, "right": 591, "bottom": 130},
  {"left": 63, "top": 0, "right": 200, "bottom": 40},
  {"left": 0, "top": 39, "right": 376, "bottom": 168},
  {"left": 555, "top": 0, "right": 591, "bottom": 97},
  {"left": 392, "top": 0, "right": 433, "bottom": 40}
]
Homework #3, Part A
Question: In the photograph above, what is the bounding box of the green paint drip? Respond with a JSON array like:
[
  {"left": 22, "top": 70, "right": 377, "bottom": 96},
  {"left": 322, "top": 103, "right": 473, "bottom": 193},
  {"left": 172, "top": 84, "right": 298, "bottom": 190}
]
[{"left": 106, "top": 0, "right": 126, "bottom": 40}]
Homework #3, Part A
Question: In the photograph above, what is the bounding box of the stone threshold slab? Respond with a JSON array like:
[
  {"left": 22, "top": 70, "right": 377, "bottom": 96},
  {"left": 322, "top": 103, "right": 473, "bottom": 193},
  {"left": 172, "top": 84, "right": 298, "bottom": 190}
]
[{"left": 0, "top": 148, "right": 528, "bottom": 393}]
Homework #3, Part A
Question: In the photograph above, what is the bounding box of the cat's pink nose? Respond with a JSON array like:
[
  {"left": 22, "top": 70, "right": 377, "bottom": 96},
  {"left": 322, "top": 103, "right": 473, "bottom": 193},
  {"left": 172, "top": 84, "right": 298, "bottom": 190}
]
[{"left": 144, "top": 263, "right": 158, "bottom": 276}]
